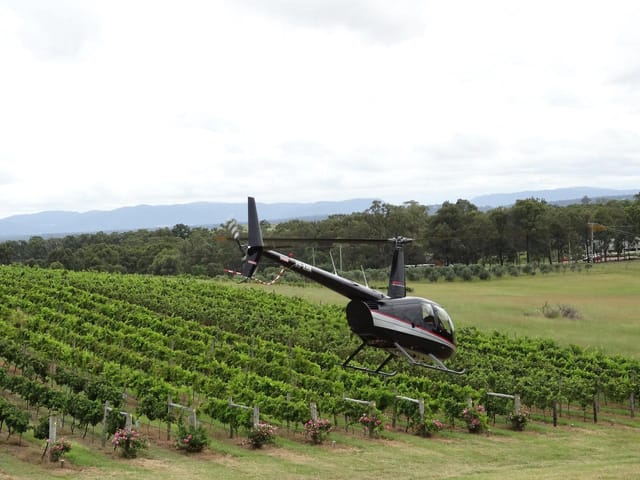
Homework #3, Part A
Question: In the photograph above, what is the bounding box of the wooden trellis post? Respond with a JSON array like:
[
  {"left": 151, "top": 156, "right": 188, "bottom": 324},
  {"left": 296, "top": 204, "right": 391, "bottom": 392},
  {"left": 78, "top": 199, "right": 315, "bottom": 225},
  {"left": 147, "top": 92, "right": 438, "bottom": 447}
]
[
  {"left": 487, "top": 392, "right": 521, "bottom": 414},
  {"left": 344, "top": 396, "right": 377, "bottom": 438},
  {"left": 229, "top": 397, "right": 260, "bottom": 430},
  {"left": 630, "top": 375, "right": 636, "bottom": 419},
  {"left": 343, "top": 397, "right": 375, "bottom": 407},
  {"left": 168, "top": 397, "right": 198, "bottom": 428},
  {"left": 49, "top": 413, "right": 58, "bottom": 443},
  {"left": 40, "top": 412, "right": 58, "bottom": 462},
  {"left": 101, "top": 401, "right": 110, "bottom": 447},
  {"left": 487, "top": 392, "right": 526, "bottom": 429},
  {"left": 101, "top": 401, "right": 132, "bottom": 447},
  {"left": 396, "top": 395, "right": 425, "bottom": 425}
]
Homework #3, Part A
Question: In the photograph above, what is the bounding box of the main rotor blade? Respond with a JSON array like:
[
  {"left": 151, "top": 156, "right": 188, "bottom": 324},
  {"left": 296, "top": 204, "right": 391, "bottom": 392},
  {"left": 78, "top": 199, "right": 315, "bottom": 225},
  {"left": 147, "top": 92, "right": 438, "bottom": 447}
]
[{"left": 217, "top": 236, "right": 409, "bottom": 244}]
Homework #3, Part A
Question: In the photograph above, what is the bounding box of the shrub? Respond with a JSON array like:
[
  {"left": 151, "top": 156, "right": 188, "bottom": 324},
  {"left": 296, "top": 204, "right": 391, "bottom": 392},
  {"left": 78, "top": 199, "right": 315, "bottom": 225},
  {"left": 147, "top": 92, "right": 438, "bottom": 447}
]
[
  {"left": 426, "top": 268, "right": 440, "bottom": 283},
  {"left": 49, "top": 438, "right": 71, "bottom": 462},
  {"left": 477, "top": 268, "right": 491, "bottom": 280},
  {"left": 444, "top": 268, "right": 456, "bottom": 282},
  {"left": 470, "top": 264, "right": 483, "bottom": 276},
  {"left": 508, "top": 411, "right": 529, "bottom": 431},
  {"left": 175, "top": 423, "right": 209, "bottom": 453},
  {"left": 248, "top": 423, "right": 276, "bottom": 448},
  {"left": 303, "top": 418, "right": 332, "bottom": 444},
  {"left": 539, "top": 263, "right": 553, "bottom": 274},
  {"left": 491, "top": 265, "right": 505, "bottom": 278},
  {"left": 541, "top": 302, "right": 559, "bottom": 319},
  {"left": 522, "top": 264, "right": 536, "bottom": 276},
  {"left": 112, "top": 428, "right": 147, "bottom": 458},
  {"left": 415, "top": 418, "right": 444, "bottom": 437},
  {"left": 542, "top": 302, "right": 581, "bottom": 320},
  {"left": 558, "top": 304, "right": 581, "bottom": 319},
  {"left": 358, "top": 411, "right": 384, "bottom": 438},
  {"left": 462, "top": 404, "right": 488, "bottom": 434},
  {"left": 460, "top": 267, "right": 473, "bottom": 281}
]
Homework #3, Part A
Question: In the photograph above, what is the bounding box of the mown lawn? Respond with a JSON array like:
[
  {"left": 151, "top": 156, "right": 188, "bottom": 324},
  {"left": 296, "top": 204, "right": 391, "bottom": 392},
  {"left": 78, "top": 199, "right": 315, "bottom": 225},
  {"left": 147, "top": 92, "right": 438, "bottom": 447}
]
[{"left": 3, "top": 413, "right": 640, "bottom": 480}]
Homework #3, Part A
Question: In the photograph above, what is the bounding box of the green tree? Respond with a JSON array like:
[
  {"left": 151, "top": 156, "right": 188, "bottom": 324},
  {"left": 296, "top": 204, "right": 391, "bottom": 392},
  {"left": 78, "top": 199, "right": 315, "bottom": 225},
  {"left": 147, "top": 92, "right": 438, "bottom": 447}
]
[
  {"left": 428, "top": 199, "right": 481, "bottom": 264},
  {"left": 512, "top": 198, "right": 549, "bottom": 263},
  {"left": 172, "top": 223, "right": 192, "bottom": 239},
  {"left": 0, "top": 243, "right": 15, "bottom": 264},
  {"left": 150, "top": 248, "right": 181, "bottom": 275},
  {"left": 486, "top": 207, "right": 516, "bottom": 264}
]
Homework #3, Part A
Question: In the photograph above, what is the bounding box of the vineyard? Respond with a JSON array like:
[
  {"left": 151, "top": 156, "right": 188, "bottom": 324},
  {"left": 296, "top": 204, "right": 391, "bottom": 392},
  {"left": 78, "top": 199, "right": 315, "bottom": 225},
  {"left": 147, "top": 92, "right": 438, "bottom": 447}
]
[{"left": 1, "top": 264, "right": 640, "bottom": 478}]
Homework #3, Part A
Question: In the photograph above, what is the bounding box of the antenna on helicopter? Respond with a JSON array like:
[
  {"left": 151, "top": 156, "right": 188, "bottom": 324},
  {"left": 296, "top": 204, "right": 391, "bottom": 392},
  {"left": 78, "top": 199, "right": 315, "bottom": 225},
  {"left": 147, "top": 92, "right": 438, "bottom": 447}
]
[
  {"left": 329, "top": 249, "right": 338, "bottom": 275},
  {"left": 360, "top": 265, "right": 369, "bottom": 288}
]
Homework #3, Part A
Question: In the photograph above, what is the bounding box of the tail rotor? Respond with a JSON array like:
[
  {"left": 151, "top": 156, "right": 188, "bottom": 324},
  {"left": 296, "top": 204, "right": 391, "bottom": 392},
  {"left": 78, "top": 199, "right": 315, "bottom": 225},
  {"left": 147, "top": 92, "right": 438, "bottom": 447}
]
[{"left": 222, "top": 219, "right": 244, "bottom": 256}]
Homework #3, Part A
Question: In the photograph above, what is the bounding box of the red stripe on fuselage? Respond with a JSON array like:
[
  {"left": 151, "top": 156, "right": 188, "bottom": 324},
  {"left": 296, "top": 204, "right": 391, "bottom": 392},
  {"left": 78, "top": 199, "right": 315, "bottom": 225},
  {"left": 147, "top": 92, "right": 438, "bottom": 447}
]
[{"left": 371, "top": 310, "right": 456, "bottom": 350}]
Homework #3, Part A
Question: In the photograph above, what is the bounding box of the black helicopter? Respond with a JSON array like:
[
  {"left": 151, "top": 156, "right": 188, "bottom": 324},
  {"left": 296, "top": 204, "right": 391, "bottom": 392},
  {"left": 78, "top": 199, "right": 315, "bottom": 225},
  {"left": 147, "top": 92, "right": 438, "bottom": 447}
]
[{"left": 229, "top": 197, "right": 463, "bottom": 376}]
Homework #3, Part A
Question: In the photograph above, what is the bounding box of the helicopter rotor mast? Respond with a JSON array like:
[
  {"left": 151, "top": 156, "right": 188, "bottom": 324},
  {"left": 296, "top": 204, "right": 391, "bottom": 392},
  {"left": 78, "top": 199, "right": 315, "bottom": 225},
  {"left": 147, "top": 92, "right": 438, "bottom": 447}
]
[{"left": 387, "top": 236, "right": 412, "bottom": 299}]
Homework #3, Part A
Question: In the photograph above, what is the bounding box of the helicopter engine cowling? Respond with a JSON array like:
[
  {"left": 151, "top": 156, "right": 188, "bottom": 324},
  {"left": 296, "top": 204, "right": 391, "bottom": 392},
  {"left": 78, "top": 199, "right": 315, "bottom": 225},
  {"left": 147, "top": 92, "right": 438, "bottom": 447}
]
[{"left": 346, "top": 300, "right": 375, "bottom": 335}]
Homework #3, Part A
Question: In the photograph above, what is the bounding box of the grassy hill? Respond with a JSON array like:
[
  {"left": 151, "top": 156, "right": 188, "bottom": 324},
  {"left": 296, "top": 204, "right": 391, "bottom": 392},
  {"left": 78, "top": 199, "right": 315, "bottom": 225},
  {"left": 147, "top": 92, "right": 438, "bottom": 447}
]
[
  {"left": 3, "top": 418, "right": 640, "bottom": 479},
  {"left": 2, "top": 262, "right": 640, "bottom": 479}
]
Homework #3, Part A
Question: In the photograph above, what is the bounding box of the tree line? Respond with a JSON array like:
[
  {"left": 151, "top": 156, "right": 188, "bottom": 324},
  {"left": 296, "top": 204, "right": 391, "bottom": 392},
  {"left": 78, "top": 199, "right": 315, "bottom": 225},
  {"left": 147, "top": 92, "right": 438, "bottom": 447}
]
[{"left": 1, "top": 194, "right": 639, "bottom": 274}]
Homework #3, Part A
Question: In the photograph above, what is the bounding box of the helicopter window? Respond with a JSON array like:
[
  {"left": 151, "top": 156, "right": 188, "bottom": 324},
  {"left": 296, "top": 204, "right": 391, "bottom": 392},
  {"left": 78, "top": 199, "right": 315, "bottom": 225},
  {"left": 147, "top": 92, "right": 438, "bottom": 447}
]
[
  {"left": 421, "top": 303, "right": 436, "bottom": 328},
  {"left": 433, "top": 305, "right": 454, "bottom": 336}
]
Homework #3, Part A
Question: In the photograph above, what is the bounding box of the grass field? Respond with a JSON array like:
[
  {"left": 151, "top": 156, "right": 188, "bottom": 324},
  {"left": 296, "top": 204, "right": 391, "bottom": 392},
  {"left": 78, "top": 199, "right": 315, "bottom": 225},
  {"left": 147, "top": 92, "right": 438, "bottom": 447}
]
[
  {"left": 2, "top": 261, "right": 640, "bottom": 479},
  {"left": 2, "top": 411, "right": 640, "bottom": 480}
]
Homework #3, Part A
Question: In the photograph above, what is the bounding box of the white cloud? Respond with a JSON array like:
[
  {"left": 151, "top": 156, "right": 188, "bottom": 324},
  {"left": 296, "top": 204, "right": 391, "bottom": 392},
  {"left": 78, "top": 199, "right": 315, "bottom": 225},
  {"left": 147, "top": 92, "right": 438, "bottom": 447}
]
[
  {"left": 0, "top": 0, "right": 640, "bottom": 219},
  {"left": 234, "top": 0, "right": 428, "bottom": 44},
  {"left": 1, "top": 0, "right": 100, "bottom": 61}
]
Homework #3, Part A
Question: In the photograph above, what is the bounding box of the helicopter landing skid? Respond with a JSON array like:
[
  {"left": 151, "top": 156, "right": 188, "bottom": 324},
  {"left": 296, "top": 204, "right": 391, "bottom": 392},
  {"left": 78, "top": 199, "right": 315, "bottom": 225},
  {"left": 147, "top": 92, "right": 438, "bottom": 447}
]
[
  {"left": 341, "top": 341, "right": 465, "bottom": 377},
  {"left": 393, "top": 342, "right": 465, "bottom": 375},
  {"left": 342, "top": 341, "right": 398, "bottom": 377}
]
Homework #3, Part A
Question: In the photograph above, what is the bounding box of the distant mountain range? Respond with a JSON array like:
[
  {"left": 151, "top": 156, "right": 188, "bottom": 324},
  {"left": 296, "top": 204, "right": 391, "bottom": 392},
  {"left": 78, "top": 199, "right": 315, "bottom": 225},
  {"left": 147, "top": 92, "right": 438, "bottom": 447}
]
[
  {"left": 470, "top": 186, "right": 637, "bottom": 208},
  {"left": 0, "top": 199, "right": 377, "bottom": 239},
  {"left": 0, "top": 187, "right": 637, "bottom": 239}
]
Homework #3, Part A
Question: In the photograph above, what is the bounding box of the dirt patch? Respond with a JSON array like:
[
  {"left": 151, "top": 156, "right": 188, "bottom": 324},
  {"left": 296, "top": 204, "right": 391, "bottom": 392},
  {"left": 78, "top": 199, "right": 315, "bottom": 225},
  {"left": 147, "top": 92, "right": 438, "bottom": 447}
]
[
  {"left": 378, "top": 438, "right": 407, "bottom": 448},
  {"left": 2, "top": 441, "right": 42, "bottom": 463},
  {"left": 265, "top": 448, "right": 314, "bottom": 464},
  {"left": 173, "top": 447, "right": 243, "bottom": 466},
  {"left": 128, "top": 457, "right": 186, "bottom": 476},
  {"left": 321, "top": 442, "right": 361, "bottom": 453},
  {"left": 0, "top": 439, "right": 86, "bottom": 476},
  {"left": 1, "top": 440, "right": 72, "bottom": 468}
]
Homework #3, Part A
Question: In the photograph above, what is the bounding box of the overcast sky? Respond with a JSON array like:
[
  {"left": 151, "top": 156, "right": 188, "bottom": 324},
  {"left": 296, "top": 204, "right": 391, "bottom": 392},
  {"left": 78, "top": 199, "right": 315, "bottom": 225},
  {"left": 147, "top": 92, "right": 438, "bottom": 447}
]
[{"left": 1, "top": 0, "right": 639, "bottom": 219}]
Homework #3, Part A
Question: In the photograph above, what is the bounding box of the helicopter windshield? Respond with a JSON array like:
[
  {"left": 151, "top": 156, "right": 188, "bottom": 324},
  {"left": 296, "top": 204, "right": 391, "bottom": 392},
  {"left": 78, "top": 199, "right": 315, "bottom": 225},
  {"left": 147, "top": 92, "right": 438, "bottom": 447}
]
[
  {"left": 433, "top": 304, "right": 454, "bottom": 339},
  {"left": 421, "top": 302, "right": 436, "bottom": 327},
  {"left": 421, "top": 302, "right": 454, "bottom": 337}
]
